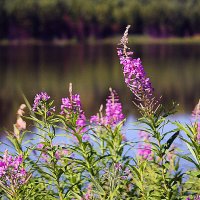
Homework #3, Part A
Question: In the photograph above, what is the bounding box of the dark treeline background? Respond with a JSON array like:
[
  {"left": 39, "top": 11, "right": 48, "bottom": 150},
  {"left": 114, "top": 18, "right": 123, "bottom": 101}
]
[{"left": 0, "top": 0, "right": 200, "bottom": 41}]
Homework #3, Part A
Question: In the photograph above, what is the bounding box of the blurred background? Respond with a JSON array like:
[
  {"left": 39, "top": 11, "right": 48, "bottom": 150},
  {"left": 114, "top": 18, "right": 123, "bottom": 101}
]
[
  {"left": 0, "top": 0, "right": 200, "bottom": 130},
  {"left": 1, "top": 0, "right": 200, "bottom": 40}
]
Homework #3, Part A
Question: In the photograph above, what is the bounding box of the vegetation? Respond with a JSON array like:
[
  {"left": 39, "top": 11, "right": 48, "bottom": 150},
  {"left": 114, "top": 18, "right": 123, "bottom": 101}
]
[
  {"left": 0, "top": 0, "right": 200, "bottom": 41},
  {"left": 0, "top": 27, "right": 200, "bottom": 199}
]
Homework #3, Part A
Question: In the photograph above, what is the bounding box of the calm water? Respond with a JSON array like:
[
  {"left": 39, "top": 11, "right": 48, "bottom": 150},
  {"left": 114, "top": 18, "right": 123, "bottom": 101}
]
[
  {"left": 0, "top": 44, "right": 199, "bottom": 169},
  {"left": 0, "top": 44, "right": 200, "bottom": 130}
]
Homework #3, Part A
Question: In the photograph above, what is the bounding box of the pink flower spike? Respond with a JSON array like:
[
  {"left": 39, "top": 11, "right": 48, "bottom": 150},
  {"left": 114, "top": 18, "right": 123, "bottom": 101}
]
[
  {"left": 90, "top": 89, "right": 124, "bottom": 127},
  {"left": 138, "top": 143, "right": 152, "bottom": 160},
  {"left": 118, "top": 25, "right": 158, "bottom": 115}
]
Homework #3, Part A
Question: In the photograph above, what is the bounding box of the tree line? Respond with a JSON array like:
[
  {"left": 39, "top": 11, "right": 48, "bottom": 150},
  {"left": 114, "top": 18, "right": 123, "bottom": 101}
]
[{"left": 0, "top": 0, "right": 200, "bottom": 41}]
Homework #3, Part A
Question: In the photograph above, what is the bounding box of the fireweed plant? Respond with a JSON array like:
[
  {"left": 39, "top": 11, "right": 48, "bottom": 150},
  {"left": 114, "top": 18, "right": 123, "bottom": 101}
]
[{"left": 0, "top": 26, "right": 200, "bottom": 200}]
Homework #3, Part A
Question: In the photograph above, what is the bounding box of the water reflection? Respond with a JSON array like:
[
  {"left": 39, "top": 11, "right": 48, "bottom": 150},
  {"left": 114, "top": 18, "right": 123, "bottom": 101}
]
[{"left": 0, "top": 44, "right": 200, "bottom": 129}]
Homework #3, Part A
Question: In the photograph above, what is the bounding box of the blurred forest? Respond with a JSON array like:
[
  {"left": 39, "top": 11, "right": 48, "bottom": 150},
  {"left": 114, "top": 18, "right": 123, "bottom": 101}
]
[{"left": 0, "top": 0, "right": 200, "bottom": 41}]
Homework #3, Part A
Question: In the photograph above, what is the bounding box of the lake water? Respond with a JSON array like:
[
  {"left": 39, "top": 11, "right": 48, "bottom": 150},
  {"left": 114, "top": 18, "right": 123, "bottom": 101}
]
[
  {"left": 0, "top": 43, "right": 199, "bottom": 170},
  {"left": 0, "top": 43, "right": 199, "bottom": 130}
]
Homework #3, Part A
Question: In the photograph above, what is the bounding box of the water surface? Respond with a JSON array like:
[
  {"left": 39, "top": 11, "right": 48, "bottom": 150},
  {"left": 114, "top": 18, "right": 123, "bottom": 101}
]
[{"left": 0, "top": 44, "right": 199, "bottom": 130}]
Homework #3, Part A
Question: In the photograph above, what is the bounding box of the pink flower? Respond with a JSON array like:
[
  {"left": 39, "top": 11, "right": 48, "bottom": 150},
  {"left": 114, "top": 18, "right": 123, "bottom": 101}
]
[
  {"left": 105, "top": 89, "right": 124, "bottom": 125},
  {"left": 61, "top": 94, "right": 82, "bottom": 115},
  {"left": 114, "top": 163, "right": 122, "bottom": 171},
  {"left": 0, "top": 150, "right": 29, "bottom": 188},
  {"left": 90, "top": 89, "right": 124, "bottom": 126},
  {"left": 138, "top": 144, "right": 152, "bottom": 160},
  {"left": 32, "top": 92, "right": 50, "bottom": 111},
  {"left": 37, "top": 143, "right": 44, "bottom": 149},
  {"left": 61, "top": 84, "right": 86, "bottom": 132},
  {"left": 76, "top": 114, "right": 86, "bottom": 128},
  {"left": 90, "top": 115, "right": 100, "bottom": 124}
]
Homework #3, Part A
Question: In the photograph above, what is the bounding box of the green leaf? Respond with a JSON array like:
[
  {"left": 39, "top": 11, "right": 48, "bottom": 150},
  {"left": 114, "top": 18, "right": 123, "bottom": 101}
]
[
  {"left": 69, "top": 191, "right": 83, "bottom": 200},
  {"left": 185, "top": 142, "right": 199, "bottom": 165},
  {"left": 180, "top": 154, "right": 199, "bottom": 169},
  {"left": 164, "top": 131, "right": 179, "bottom": 151},
  {"left": 90, "top": 175, "right": 105, "bottom": 196}
]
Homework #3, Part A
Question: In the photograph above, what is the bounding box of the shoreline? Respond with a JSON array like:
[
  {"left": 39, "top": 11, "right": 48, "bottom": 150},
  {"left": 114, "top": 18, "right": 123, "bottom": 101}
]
[{"left": 1, "top": 35, "right": 200, "bottom": 46}]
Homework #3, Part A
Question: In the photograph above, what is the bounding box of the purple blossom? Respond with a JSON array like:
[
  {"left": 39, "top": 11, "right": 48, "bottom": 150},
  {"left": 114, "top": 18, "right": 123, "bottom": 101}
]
[
  {"left": 37, "top": 143, "right": 44, "bottom": 149},
  {"left": 90, "top": 115, "right": 100, "bottom": 124},
  {"left": 20, "top": 168, "right": 26, "bottom": 176},
  {"left": 90, "top": 89, "right": 124, "bottom": 126},
  {"left": 61, "top": 97, "right": 71, "bottom": 111},
  {"left": 114, "top": 163, "right": 122, "bottom": 171},
  {"left": 32, "top": 92, "right": 50, "bottom": 111},
  {"left": 61, "top": 86, "right": 86, "bottom": 131},
  {"left": 0, "top": 150, "right": 29, "bottom": 188},
  {"left": 118, "top": 25, "right": 157, "bottom": 114},
  {"left": 37, "top": 143, "right": 49, "bottom": 161},
  {"left": 90, "top": 113, "right": 107, "bottom": 125},
  {"left": 137, "top": 130, "right": 152, "bottom": 160},
  {"left": 105, "top": 89, "right": 124, "bottom": 125},
  {"left": 61, "top": 94, "right": 82, "bottom": 115},
  {"left": 32, "top": 92, "right": 55, "bottom": 117},
  {"left": 118, "top": 50, "right": 154, "bottom": 99},
  {"left": 138, "top": 143, "right": 152, "bottom": 160},
  {"left": 13, "top": 155, "right": 23, "bottom": 169},
  {"left": 76, "top": 113, "right": 86, "bottom": 128}
]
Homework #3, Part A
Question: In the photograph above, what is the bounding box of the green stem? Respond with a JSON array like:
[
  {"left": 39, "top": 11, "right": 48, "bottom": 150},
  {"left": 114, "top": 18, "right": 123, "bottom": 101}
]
[
  {"left": 56, "top": 180, "right": 64, "bottom": 200},
  {"left": 81, "top": 144, "right": 94, "bottom": 176},
  {"left": 151, "top": 117, "right": 171, "bottom": 199},
  {"left": 52, "top": 159, "right": 64, "bottom": 200},
  {"left": 48, "top": 125, "right": 64, "bottom": 200},
  {"left": 139, "top": 165, "right": 147, "bottom": 200}
]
